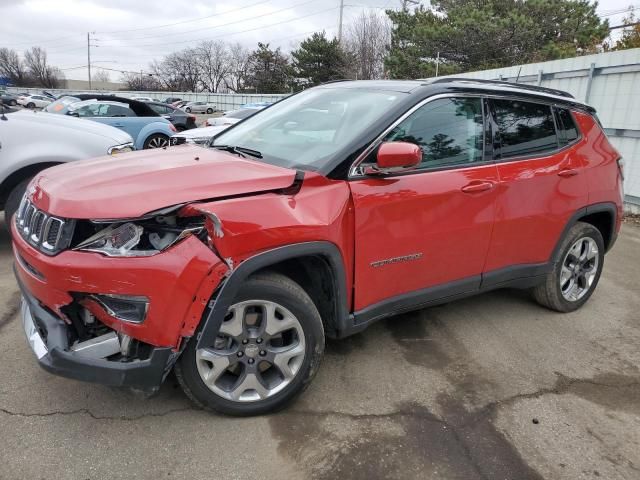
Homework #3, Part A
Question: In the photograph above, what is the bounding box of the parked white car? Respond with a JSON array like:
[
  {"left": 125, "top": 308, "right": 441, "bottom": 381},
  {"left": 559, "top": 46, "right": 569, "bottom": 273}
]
[
  {"left": 205, "top": 106, "right": 264, "bottom": 127},
  {"left": 17, "top": 94, "right": 52, "bottom": 109},
  {"left": 131, "top": 96, "right": 155, "bottom": 102},
  {"left": 170, "top": 124, "right": 227, "bottom": 145},
  {"left": 0, "top": 108, "right": 134, "bottom": 225},
  {"left": 183, "top": 101, "right": 217, "bottom": 114}
]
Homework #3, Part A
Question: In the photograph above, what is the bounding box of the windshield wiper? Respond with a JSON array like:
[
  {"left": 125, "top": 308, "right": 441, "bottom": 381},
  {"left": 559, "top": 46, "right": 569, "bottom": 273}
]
[{"left": 213, "top": 144, "right": 262, "bottom": 159}]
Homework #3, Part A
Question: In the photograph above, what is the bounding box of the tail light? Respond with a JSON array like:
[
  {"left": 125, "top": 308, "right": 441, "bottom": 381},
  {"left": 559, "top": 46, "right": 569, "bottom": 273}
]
[{"left": 617, "top": 158, "right": 625, "bottom": 180}]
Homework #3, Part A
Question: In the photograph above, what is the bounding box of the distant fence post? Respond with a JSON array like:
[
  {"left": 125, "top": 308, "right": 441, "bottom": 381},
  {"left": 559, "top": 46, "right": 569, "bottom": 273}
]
[
  {"left": 584, "top": 62, "right": 596, "bottom": 103},
  {"left": 537, "top": 69, "right": 543, "bottom": 86}
]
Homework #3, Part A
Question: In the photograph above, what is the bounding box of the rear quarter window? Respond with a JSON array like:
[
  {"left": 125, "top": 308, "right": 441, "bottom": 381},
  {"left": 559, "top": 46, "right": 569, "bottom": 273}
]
[
  {"left": 555, "top": 107, "right": 579, "bottom": 145},
  {"left": 492, "top": 99, "right": 558, "bottom": 158}
]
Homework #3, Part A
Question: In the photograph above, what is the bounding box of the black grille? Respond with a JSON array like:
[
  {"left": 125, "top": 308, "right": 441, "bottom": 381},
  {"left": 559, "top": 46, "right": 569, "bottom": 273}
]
[{"left": 15, "top": 197, "right": 73, "bottom": 255}]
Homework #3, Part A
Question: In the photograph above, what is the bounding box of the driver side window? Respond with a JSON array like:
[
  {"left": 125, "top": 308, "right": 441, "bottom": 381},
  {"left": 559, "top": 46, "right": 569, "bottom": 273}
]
[{"left": 383, "top": 97, "right": 485, "bottom": 170}]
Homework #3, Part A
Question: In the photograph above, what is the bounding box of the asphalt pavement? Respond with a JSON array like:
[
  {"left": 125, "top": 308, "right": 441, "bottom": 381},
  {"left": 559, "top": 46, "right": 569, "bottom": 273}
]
[{"left": 0, "top": 219, "right": 638, "bottom": 480}]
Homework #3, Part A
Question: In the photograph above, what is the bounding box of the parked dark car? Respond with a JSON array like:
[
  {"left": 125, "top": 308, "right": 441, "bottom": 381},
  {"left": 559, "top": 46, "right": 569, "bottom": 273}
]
[
  {"left": 164, "top": 97, "right": 182, "bottom": 104},
  {"left": 146, "top": 101, "right": 196, "bottom": 131}
]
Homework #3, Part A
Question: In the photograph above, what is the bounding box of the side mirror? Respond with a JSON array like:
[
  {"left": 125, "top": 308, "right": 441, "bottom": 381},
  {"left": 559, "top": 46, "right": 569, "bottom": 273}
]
[{"left": 364, "top": 141, "right": 422, "bottom": 175}]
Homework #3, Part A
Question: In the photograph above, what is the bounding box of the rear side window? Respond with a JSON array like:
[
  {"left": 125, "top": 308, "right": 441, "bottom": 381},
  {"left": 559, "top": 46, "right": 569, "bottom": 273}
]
[
  {"left": 384, "top": 97, "right": 485, "bottom": 169},
  {"left": 492, "top": 99, "right": 558, "bottom": 158},
  {"left": 555, "top": 108, "right": 579, "bottom": 145}
]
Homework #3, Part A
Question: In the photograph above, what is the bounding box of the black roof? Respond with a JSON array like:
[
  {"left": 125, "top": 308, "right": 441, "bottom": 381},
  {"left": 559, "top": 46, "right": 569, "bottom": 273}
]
[{"left": 65, "top": 94, "right": 159, "bottom": 116}]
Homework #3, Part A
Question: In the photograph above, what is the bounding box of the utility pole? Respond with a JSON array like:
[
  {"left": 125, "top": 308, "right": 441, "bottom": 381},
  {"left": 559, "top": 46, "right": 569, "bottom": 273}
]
[
  {"left": 337, "top": 0, "right": 344, "bottom": 43},
  {"left": 435, "top": 51, "right": 440, "bottom": 77},
  {"left": 87, "top": 32, "right": 91, "bottom": 90}
]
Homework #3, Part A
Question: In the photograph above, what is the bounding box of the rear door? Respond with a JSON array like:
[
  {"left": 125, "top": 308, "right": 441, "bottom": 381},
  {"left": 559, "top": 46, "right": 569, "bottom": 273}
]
[
  {"left": 483, "top": 98, "right": 588, "bottom": 275},
  {"left": 349, "top": 95, "right": 500, "bottom": 311}
]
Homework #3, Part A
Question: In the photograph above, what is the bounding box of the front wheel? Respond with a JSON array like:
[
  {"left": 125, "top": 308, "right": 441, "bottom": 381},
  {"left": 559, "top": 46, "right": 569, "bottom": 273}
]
[
  {"left": 532, "top": 222, "right": 604, "bottom": 312},
  {"left": 10, "top": 100, "right": 17, "bottom": 106},
  {"left": 4, "top": 178, "right": 31, "bottom": 230},
  {"left": 175, "top": 272, "right": 325, "bottom": 416},
  {"left": 206, "top": 108, "right": 213, "bottom": 114},
  {"left": 26, "top": 102, "right": 35, "bottom": 109},
  {"left": 143, "top": 133, "right": 170, "bottom": 149},
  {"left": 185, "top": 107, "right": 191, "bottom": 113}
]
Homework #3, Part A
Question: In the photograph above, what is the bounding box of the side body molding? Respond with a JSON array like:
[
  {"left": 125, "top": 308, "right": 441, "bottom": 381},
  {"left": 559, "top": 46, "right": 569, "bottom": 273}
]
[{"left": 196, "top": 241, "right": 351, "bottom": 349}]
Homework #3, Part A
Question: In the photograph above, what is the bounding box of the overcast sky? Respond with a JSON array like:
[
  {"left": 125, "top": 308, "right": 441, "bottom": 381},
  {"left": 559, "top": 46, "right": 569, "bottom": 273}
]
[{"left": 0, "top": 0, "right": 636, "bottom": 81}]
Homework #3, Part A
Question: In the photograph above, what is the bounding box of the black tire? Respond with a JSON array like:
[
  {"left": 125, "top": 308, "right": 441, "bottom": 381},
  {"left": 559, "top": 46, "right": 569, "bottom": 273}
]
[
  {"left": 143, "top": 133, "right": 170, "bottom": 149},
  {"left": 4, "top": 178, "right": 31, "bottom": 229},
  {"left": 185, "top": 107, "right": 191, "bottom": 113},
  {"left": 26, "top": 102, "right": 35, "bottom": 109},
  {"left": 175, "top": 272, "right": 325, "bottom": 416},
  {"left": 206, "top": 108, "right": 213, "bottom": 114},
  {"left": 532, "top": 222, "right": 605, "bottom": 312},
  {"left": 10, "top": 100, "right": 17, "bottom": 106}
]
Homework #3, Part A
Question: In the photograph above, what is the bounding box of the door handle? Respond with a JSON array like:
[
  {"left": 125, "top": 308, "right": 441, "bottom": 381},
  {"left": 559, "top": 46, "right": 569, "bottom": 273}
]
[
  {"left": 113, "top": 123, "right": 124, "bottom": 128},
  {"left": 461, "top": 181, "right": 495, "bottom": 193},
  {"left": 558, "top": 168, "right": 579, "bottom": 178}
]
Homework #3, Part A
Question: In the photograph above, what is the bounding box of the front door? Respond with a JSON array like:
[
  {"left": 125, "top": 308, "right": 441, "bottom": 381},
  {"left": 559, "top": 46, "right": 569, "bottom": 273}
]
[{"left": 349, "top": 96, "right": 499, "bottom": 312}]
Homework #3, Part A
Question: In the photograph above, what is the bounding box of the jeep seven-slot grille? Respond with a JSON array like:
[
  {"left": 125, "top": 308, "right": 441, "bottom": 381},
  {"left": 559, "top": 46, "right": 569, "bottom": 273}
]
[{"left": 15, "top": 197, "right": 72, "bottom": 255}]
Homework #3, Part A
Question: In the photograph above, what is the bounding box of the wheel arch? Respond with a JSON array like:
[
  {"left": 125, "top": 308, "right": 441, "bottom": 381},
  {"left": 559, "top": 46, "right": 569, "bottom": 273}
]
[
  {"left": 196, "top": 241, "right": 350, "bottom": 349},
  {"left": 0, "top": 162, "right": 60, "bottom": 209},
  {"left": 551, "top": 202, "right": 618, "bottom": 262}
]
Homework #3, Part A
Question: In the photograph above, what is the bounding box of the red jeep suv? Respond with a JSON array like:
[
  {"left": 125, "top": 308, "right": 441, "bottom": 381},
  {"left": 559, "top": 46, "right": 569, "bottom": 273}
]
[{"left": 13, "top": 79, "right": 624, "bottom": 415}]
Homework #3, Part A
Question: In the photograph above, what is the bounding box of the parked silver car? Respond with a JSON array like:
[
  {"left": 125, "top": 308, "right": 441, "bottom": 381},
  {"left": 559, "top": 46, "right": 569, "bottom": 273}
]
[
  {"left": 0, "top": 108, "right": 133, "bottom": 226},
  {"left": 183, "top": 101, "right": 217, "bottom": 114}
]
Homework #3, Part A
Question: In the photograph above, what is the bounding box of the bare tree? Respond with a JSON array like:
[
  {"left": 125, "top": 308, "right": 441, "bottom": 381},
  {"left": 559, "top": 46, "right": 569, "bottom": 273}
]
[
  {"left": 0, "top": 48, "right": 28, "bottom": 86},
  {"left": 24, "top": 47, "right": 62, "bottom": 88},
  {"left": 197, "top": 40, "right": 230, "bottom": 92},
  {"left": 92, "top": 69, "right": 111, "bottom": 84},
  {"left": 225, "top": 42, "right": 251, "bottom": 92},
  {"left": 151, "top": 48, "right": 201, "bottom": 92},
  {"left": 344, "top": 11, "right": 391, "bottom": 80},
  {"left": 120, "top": 71, "right": 161, "bottom": 91}
]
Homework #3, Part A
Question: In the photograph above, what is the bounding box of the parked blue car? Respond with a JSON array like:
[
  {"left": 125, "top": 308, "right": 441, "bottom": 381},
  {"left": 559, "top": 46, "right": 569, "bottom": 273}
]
[{"left": 46, "top": 95, "right": 176, "bottom": 149}]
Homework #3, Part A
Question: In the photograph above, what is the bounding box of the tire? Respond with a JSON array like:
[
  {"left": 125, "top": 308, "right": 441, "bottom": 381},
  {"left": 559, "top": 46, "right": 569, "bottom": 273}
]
[
  {"left": 143, "top": 133, "right": 170, "bottom": 149},
  {"left": 532, "top": 221, "right": 604, "bottom": 312},
  {"left": 175, "top": 272, "right": 325, "bottom": 416},
  {"left": 10, "top": 100, "right": 17, "bottom": 106},
  {"left": 4, "top": 178, "right": 31, "bottom": 229},
  {"left": 206, "top": 108, "right": 213, "bottom": 114},
  {"left": 26, "top": 102, "right": 35, "bottom": 109},
  {"left": 185, "top": 107, "right": 191, "bottom": 113}
]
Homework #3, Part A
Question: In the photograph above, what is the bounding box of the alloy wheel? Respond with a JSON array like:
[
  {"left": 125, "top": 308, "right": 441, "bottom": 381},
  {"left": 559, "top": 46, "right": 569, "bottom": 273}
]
[
  {"left": 559, "top": 237, "right": 599, "bottom": 302},
  {"left": 196, "top": 300, "right": 306, "bottom": 402},
  {"left": 147, "top": 136, "right": 169, "bottom": 148}
]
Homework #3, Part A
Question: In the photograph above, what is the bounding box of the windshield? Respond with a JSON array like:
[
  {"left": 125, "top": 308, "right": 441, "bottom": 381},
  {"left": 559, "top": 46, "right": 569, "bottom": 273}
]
[
  {"left": 227, "top": 108, "right": 260, "bottom": 119},
  {"left": 212, "top": 87, "right": 406, "bottom": 170}
]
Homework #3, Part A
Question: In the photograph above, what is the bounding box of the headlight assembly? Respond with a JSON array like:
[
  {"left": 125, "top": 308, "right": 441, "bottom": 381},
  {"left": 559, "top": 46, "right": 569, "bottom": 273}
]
[
  {"left": 108, "top": 142, "right": 135, "bottom": 155},
  {"left": 73, "top": 215, "right": 204, "bottom": 257}
]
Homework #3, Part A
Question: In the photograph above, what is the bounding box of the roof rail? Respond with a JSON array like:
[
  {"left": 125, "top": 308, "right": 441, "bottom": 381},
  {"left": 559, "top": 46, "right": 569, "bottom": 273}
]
[{"left": 429, "top": 77, "right": 575, "bottom": 99}]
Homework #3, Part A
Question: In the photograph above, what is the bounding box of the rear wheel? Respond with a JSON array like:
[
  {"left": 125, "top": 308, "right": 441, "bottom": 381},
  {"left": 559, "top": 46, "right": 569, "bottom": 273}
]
[
  {"left": 143, "top": 134, "right": 170, "bottom": 149},
  {"left": 26, "top": 102, "right": 35, "bottom": 109},
  {"left": 532, "top": 222, "right": 604, "bottom": 312},
  {"left": 10, "top": 99, "right": 17, "bottom": 106},
  {"left": 206, "top": 108, "right": 213, "bottom": 114},
  {"left": 175, "top": 272, "right": 325, "bottom": 416},
  {"left": 185, "top": 107, "right": 191, "bottom": 113}
]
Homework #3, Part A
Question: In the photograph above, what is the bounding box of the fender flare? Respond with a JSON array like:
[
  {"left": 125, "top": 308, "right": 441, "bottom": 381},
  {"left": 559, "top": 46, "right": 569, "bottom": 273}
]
[
  {"left": 196, "top": 241, "right": 350, "bottom": 349},
  {"left": 550, "top": 202, "right": 618, "bottom": 263}
]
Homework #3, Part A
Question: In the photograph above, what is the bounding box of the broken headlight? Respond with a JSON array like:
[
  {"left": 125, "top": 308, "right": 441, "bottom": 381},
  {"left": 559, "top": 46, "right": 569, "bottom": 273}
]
[{"left": 73, "top": 215, "right": 204, "bottom": 257}]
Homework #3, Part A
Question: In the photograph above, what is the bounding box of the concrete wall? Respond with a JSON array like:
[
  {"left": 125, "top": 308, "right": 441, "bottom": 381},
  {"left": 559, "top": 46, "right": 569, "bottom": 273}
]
[{"left": 434, "top": 48, "right": 640, "bottom": 209}]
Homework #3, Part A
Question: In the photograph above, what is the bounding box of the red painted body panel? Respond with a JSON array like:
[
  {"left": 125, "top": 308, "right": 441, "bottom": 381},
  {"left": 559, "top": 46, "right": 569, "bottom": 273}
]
[
  {"left": 12, "top": 220, "right": 228, "bottom": 348},
  {"left": 29, "top": 145, "right": 297, "bottom": 219},
  {"left": 193, "top": 173, "right": 355, "bottom": 309},
  {"left": 349, "top": 163, "right": 499, "bottom": 310}
]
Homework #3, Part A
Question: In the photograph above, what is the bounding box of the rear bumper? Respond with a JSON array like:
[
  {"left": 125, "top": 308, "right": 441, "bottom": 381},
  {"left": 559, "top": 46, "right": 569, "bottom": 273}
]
[{"left": 17, "top": 270, "right": 173, "bottom": 391}]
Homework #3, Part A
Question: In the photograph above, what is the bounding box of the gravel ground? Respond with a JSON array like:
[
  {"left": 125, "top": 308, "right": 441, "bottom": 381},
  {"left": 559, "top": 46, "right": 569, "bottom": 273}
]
[{"left": 0, "top": 220, "right": 638, "bottom": 480}]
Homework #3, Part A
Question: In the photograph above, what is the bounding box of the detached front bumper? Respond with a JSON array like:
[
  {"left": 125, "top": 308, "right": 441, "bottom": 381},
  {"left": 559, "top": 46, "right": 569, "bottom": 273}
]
[{"left": 17, "top": 271, "right": 173, "bottom": 391}]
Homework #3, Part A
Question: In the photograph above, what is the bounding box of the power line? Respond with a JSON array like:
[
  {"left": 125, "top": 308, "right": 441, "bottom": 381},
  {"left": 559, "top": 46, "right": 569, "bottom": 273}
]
[{"left": 97, "top": 0, "right": 317, "bottom": 47}]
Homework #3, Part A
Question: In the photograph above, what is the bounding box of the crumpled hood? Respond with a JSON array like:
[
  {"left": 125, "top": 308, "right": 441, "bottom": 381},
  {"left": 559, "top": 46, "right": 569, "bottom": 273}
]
[{"left": 30, "top": 144, "right": 298, "bottom": 219}]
